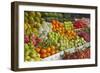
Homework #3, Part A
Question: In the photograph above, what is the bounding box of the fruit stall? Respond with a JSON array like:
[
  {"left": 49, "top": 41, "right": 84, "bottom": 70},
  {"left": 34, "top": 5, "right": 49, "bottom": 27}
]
[{"left": 24, "top": 11, "right": 90, "bottom": 62}]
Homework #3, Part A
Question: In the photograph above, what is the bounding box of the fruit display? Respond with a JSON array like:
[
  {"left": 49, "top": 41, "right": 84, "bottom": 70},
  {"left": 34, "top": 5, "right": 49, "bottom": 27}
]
[{"left": 24, "top": 11, "right": 90, "bottom": 62}]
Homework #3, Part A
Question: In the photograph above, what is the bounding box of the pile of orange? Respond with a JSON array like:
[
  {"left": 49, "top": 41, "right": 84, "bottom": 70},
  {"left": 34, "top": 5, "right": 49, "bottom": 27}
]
[
  {"left": 51, "top": 20, "right": 65, "bottom": 35},
  {"left": 65, "top": 30, "right": 77, "bottom": 40},
  {"left": 35, "top": 46, "right": 59, "bottom": 58}
]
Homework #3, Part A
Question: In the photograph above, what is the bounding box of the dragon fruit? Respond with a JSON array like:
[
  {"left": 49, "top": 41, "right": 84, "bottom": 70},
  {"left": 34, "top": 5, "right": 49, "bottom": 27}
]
[
  {"left": 24, "top": 35, "right": 30, "bottom": 43},
  {"left": 78, "top": 31, "right": 90, "bottom": 42},
  {"left": 31, "top": 34, "right": 42, "bottom": 46},
  {"left": 74, "top": 18, "right": 90, "bottom": 29}
]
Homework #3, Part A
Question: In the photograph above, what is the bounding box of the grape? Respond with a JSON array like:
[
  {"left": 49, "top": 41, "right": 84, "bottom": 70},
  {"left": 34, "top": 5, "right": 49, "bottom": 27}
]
[
  {"left": 63, "top": 48, "right": 90, "bottom": 59},
  {"left": 64, "top": 21, "right": 73, "bottom": 30}
]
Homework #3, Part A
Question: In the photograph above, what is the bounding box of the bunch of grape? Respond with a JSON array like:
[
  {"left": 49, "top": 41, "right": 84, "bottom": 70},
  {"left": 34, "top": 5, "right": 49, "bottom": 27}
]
[
  {"left": 63, "top": 48, "right": 90, "bottom": 59},
  {"left": 48, "top": 32, "right": 60, "bottom": 45},
  {"left": 64, "top": 21, "right": 73, "bottom": 30}
]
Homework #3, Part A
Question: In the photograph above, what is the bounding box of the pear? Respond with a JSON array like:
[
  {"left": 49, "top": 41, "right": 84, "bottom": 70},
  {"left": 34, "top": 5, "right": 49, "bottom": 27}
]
[{"left": 36, "top": 12, "right": 41, "bottom": 17}]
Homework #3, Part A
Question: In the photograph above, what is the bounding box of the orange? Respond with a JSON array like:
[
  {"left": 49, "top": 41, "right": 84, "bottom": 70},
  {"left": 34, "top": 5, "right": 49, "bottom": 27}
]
[
  {"left": 47, "top": 47, "right": 51, "bottom": 53},
  {"left": 56, "top": 20, "right": 60, "bottom": 25},
  {"left": 35, "top": 48, "right": 41, "bottom": 53},
  {"left": 56, "top": 50, "right": 59, "bottom": 53},
  {"left": 47, "top": 53, "right": 51, "bottom": 57},
  {"left": 40, "top": 54, "right": 47, "bottom": 58},
  {"left": 52, "top": 20, "right": 56, "bottom": 24},
  {"left": 51, "top": 50, "right": 56, "bottom": 55},
  {"left": 51, "top": 46, "right": 55, "bottom": 49},
  {"left": 40, "top": 49, "right": 47, "bottom": 54}
]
